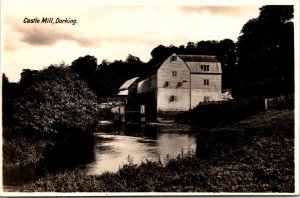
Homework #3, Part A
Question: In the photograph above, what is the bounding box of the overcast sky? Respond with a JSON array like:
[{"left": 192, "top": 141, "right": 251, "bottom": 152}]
[{"left": 0, "top": 0, "right": 277, "bottom": 82}]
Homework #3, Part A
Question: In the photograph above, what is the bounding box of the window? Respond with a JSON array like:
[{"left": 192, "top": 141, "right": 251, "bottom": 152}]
[
  {"left": 170, "top": 56, "right": 177, "bottom": 61},
  {"left": 172, "top": 71, "right": 177, "bottom": 77},
  {"left": 177, "top": 82, "right": 183, "bottom": 88},
  {"left": 169, "top": 95, "right": 177, "bottom": 102},
  {"left": 164, "top": 81, "right": 170, "bottom": 87},
  {"left": 204, "top": 79, "right": 209, "bottom": 86},
  {"left": 201, "top": 65, "right": 210, "bottom": 71},
  {"left": 204, "top": 96, "right": 209, "bottom": 102}
]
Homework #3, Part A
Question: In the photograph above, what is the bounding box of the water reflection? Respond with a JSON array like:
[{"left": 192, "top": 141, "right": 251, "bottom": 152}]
[
  {"left": 144, "top": 125, "right": 158, "bottom": 140},
  {"left": 84, "top": 123, "right": 196, "bottom": 175},
  {"left": 3, "top": 123, "right": 197, "bottom": 188}
]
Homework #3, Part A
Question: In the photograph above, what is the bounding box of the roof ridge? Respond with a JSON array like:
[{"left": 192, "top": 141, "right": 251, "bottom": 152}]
[{"left": 178, "top": 54, "right": 217, "bottom": 57}]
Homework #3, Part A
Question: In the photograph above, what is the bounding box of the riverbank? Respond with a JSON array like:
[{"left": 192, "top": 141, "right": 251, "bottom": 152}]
[
  {"left": 10, "top": 109, "right": 294, "bottom": 193},
  {"left": 2, "top": 132, "right": 53, "bottom": 168}
]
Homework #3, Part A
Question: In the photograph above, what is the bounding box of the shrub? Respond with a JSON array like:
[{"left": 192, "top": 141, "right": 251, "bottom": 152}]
[
  {"left": 177, "top": 97, "right": 266, "bottom": 127},
  {"left": 14, "top": 65, "right": 99, "bottom": 137}
]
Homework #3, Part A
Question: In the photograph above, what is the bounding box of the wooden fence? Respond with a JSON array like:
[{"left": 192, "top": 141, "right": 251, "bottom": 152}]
[{"left": 264, "top": 95, "right": 294, "bottom": 111}]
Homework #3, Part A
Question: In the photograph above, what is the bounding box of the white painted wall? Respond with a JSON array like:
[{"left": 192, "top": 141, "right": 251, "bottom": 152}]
[
  {"left": 156, "top": 54, "right": 191, "bottom": 111},
  {"left": 191, "top": 89, "right": 223, "bottom": 108},
  {"left": 157, "top": 88, "right": 190, "bottom": 111},
  {"left": 191, "top": 74, "right": 221, "bottom": 90}
]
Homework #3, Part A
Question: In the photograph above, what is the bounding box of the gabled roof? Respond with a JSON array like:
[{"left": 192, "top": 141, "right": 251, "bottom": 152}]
[
  {"left": 178, "top": 54, "right": 219, "bottom": 63},
  {"left": 118, "top": 77, "right": 141, "bottom": 91},
  {"left": 148, "top": 53, "right": 221, "bottom": 76},
  {"left": 137, "top": 78, "right": 151, "bottom": 93},
  {"left": 178, "top": 54, "right": 221, "bottom": 74}
]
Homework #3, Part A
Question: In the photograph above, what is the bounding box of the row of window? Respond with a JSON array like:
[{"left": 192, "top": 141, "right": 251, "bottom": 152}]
[
  {"left": 164, "top": 79, "right": 209, "bottom": 87},
  {"left": 171, "top": 67, "right": 209, "bottom": 77},
  {"left": 164, "top": 81, "right": 185, "bottom": 88},
  {"left": 169, "top": 96, "right": 210, "bottom": 102}
]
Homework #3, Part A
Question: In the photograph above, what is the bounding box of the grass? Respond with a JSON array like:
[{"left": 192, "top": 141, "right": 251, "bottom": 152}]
[
  {"left": 2, "top": 135, "right": 53, "bottom": 168},
  {"left": 11, "top": 110, "right": 295, "bottom": 192}
]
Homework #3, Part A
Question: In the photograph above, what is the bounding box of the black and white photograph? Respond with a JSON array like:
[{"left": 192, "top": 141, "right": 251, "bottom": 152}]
[{"left": 0, "top": 0, "right": 299, "bottom": 195}]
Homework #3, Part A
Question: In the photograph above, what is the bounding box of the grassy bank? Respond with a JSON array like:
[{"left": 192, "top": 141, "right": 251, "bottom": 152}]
[
  {"left": 2, "top": 129, "right": 53, "bottom": 168},
  {"left": 14, "top": 110, "right": 294, "bottom": 192}
]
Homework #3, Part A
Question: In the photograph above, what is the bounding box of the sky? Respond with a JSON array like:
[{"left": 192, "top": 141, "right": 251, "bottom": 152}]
[{"left": 0, "top": 0, "right": 287, "bottom": 82}]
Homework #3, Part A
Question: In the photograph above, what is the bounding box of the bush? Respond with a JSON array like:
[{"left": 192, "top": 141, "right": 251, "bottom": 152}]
[
  {"left": 5, "top": 65, "right": 99, "bottom": 169},
  {"left": 14, "top": 65, "right": 99, "bottom": 137},
  {"left": 177, "top": 97, "right": 266, "bottom": 127}
]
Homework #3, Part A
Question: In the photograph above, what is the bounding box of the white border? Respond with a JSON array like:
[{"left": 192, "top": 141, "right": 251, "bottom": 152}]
[{"left": 0, "top": 0, "right": 299, "bottom": 196}]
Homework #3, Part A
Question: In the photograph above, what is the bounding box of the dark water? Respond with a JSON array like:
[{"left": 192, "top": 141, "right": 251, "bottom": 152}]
[
  {"left": 3, "top": 163, "right": 44, "bottom": 187},
  {"left": 3, "top": 123, "right": 197, "bottom": 188}
]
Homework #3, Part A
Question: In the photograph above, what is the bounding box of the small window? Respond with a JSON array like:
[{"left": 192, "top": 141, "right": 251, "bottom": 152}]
[
  {"left": 169, "top": 95, "right": 177, "bottom": 102},
  {"left": 172, "top": 71, "right": 177, "bottom": 77},
  {"left": 170, "top": 56, "right": 177, "bottom": 61},
  {"left": 177, "top": 82, "right": 183, "bottom": 88},
  {"left": 204, "top": 79, "right": 209, "bottom": 86},
  {"left": 164, "top": 81, "right": 170, "bottom": 87},
  {"left": 201, "top": 65, "right": 210, "bottom": 71},
  {"left": 204, "top": 96, "right": 209, "bottom": 102}
]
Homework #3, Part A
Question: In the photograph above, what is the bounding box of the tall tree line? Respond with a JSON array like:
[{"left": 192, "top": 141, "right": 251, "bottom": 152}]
[{"left": 235, "top": 5, "right": 294, "bottom": 97}]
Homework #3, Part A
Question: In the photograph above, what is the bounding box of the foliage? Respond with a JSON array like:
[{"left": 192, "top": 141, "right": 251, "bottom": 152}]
[
  {"left": 177, "top": 97, "right": 265, "bottom": 127},
  {"left": 177, "top": 95, "right": 293, "bottom": 127},
  {"left": 70, "top": 55, "right": 98, "bottom": 79},
  {"left": 15, "top": 110, "right": 294, "bottom": 192},
  {"left": 3, "top": 134, "right": 53, "bottom": 168},
  {"left": 20, "top": 69, "right": 40, "bottom": 88},
  {"left": 14, "top": 64, "right": 98, "bottom": 135},
  {"left": 95, "top": 55, "right": 149, "bottom": 97},
  {"left": 70, "top": 55, "right": 98, "bottom": 92},
  {"left": 2, "top": 74, "right": 22, "bottom": 126},
  {"left": 235, "top": 5, "right": 294, "bottom": 98}
]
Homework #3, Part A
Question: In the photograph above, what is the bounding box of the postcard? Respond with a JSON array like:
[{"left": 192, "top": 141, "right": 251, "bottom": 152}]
[{"left": 1, "top": 0, "right": 299, "bottom": 196}]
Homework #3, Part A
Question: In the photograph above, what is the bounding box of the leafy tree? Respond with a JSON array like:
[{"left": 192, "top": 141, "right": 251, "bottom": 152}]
[
  {"left": 149, "top": 45, "right": 175, "bottom": 65},
  {"left": 2, "top": 74, "right": 22, "bottom": 127},
  {"left": 235, "top": 5, "right": 294, "bottom": 97},
  {"left": 126, "top": 54, "right": 142, "bottom": 64},
  {"left": 20, "top": 69, "right": 39, "bottom": 88},
  {"left": 14, "top": 65, "right": 98, "bottom": 136},
  {"left": 195, "top": 40, "right": 218, "bottom": 55},
  {"left": 217, "top": 39, "right": 238, "bottom": 89},
  {"left": 186, "top": 42, "right": 196, "bottom": 50},
  {"left": 70, "top": 55, "right": 97, "bottom": 79},
  {"left": 94, "top": 56, "right": 149, "bottom": 97}
]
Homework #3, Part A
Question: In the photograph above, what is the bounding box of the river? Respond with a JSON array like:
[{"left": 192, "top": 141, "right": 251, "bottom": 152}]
[
  {"left": 84, "top": 124, "right": 197, "bottom": 174},
  {"left": 3, "top": 122, "right": 197, "bottom": 189}
]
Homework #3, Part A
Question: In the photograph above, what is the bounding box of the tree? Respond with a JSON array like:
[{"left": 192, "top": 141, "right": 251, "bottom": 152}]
[
  {"left": 235, "top": 5, "right": 294, "bottom": 97},
  {"left": 2, "top": 74, "right": 22, "bottom": 127},
  {"left": 149, "top": 45, "right": 176, "bottom": 65},
  {"left": 126, "top": 54, "right": 142, "bottom": 64},
  {"left": 20, "top": 69, "right": 39, "bottom": 88},
  {"left": 70, "top": 55, "right": 97, "bottom": 80},
  {"left": 94, "top": 55, "right": 148, "bottom": 97},
  {"left": 217, "top": 39, "right": 238, "bottom": 89},
  {"left": 14, "top": 65, "right": 98, "bottom": 135}
]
